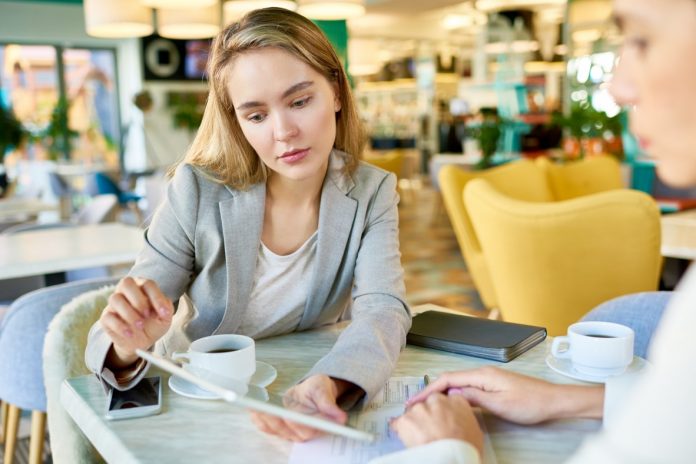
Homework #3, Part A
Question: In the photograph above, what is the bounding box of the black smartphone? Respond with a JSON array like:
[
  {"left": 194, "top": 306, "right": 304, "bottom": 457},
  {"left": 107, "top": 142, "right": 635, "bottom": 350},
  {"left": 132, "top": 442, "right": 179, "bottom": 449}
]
[{"left": 105, "top": 376, "right": 162, "bottom": 420}]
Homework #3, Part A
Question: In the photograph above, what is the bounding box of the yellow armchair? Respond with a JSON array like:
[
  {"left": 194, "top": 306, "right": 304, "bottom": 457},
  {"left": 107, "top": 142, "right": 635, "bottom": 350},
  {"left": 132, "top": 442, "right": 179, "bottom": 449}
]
[
  {"left": 363, "top": 150, "right": 405, "bottom": 179},
  {"left": 438, "top": 156, "right": 626, "bottom": 311},
  {"left": 438, "top": 159, "right": 552, "bottom": 309},
  {"left": 537, "top": 155, "right": 624, "bottom": 200},
  {"left": 464, "top": 179, "right": 661, "bottom": 336}
]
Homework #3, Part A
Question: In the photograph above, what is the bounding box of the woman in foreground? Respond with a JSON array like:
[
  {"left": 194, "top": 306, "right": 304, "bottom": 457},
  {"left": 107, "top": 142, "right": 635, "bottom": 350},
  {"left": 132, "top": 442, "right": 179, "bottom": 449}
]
[{"left": 379, "top": 0, "right": 696, "bottom": 462}]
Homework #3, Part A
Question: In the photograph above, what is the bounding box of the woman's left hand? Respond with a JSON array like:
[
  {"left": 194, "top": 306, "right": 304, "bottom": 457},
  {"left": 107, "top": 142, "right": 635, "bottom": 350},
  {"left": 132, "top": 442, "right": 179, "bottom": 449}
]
[{"left": 249, "top": 374, "right": 350, "bottom": 442}]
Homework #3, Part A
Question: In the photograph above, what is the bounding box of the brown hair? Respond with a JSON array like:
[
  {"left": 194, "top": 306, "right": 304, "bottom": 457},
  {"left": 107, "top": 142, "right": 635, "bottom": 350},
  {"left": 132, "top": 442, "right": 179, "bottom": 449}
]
[{"left": 173, "top": 7, "right": 365, "bottom": 189}]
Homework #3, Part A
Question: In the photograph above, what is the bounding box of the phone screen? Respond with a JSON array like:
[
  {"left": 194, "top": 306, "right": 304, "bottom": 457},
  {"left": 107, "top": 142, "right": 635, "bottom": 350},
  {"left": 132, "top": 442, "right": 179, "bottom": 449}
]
[{"left": 108, "top": 377, "right": 160, "bottom": 412}]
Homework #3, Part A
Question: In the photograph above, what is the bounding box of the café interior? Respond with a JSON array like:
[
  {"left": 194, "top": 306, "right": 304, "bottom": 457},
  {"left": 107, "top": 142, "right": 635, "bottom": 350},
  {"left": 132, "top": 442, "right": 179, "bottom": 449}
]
[{"left": 0, "top": 0, "right": 693, "bottom": 463}]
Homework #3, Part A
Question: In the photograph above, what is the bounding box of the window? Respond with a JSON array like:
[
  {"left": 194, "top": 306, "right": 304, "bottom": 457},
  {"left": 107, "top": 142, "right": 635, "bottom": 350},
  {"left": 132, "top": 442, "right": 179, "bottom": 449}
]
[{"left": 0, "top": 43, "right": 120, "bottom": 169}]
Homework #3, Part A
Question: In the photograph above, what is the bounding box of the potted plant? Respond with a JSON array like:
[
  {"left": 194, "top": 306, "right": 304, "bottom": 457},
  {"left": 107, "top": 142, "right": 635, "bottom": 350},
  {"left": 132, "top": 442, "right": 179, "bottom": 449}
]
[
  {"left": 552, "top": 104, "right": 624, "bottom": 160},
  {"left": 469, "top": 112, "right": 502, "bottom": 169},
  {"left": 0, "top": 100, "right": 25, "bottom": 196},
  {"left": 42, "top": 97, "right": 78, "bottom": 160}
]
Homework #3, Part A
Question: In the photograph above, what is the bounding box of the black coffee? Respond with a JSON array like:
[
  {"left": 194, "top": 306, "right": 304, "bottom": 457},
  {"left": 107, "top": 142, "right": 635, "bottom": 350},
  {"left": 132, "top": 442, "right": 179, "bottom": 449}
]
[
  {"left": 585, "top": 334, "right": 616, "bottom": 338},
  {"left": 206, "top": 348, "right": 238, "bottom": 353}
]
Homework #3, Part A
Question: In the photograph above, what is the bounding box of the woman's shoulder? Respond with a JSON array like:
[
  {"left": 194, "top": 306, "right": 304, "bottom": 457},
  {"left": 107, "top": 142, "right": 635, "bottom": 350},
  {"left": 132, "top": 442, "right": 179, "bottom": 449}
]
[
  {"left": 353, "top": 160, "right": 397, "bottom": 191},
  {"left": 170, "top": 163, "right": 236, "bottom": 199}
]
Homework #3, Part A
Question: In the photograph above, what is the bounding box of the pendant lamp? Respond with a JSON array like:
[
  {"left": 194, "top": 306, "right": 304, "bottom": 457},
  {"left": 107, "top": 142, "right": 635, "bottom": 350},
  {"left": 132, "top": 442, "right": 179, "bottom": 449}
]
[
  {"left": 84, "top": 0, "right": 154, "bottom": 38},
  {"left": 297, "top": 0, "right": 365, "bottom": 20},
  {"left": 142, "top": 0, "right": 217, "bottom": 8},
  {"left": 158, "top": 4, "right": 221, "bottom": 39}
]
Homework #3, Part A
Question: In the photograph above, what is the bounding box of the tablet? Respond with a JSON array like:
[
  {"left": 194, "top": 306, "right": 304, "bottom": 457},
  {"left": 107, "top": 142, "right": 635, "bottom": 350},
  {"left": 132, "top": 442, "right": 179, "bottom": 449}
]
[{"left": 135, "top": 349, "right": 376, "bottom": 443}]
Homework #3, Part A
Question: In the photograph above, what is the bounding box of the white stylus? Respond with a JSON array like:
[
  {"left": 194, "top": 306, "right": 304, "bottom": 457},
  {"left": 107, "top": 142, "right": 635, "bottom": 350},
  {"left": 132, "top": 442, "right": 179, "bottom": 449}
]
[{"left": 135, "top": 349, "right": 376, "bottom": 443}]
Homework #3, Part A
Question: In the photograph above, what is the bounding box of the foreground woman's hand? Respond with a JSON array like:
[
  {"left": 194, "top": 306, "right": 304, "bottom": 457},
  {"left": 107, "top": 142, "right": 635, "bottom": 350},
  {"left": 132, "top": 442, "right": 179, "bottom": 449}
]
[
  {"left": 250, "top": 374, "right": 350, "bottom": 442},
  {"left": 100, "top": 276, "right": 174, "bottom": 370},
  {"left": 407, "top": 367, "right": 604, "bottom": 425},
  {"left": 391, "top": 393, "right": 483, "bottom": 455}
]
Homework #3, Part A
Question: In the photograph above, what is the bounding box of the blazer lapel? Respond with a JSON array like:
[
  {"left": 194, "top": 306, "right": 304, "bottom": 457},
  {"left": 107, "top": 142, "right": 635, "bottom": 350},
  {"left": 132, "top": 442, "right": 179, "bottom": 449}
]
[
  {"left": 216, "top": 182, "right": 265, "bottom": 334},
  {"left": 298, "top": 154, "right": 357, "bottom": 330}
]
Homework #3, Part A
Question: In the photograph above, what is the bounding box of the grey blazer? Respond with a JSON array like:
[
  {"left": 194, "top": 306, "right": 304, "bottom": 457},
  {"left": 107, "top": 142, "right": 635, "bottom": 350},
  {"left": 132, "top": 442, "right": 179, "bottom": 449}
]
[{"left": 86, "top": 150, "right": 411, "bottom": 400}]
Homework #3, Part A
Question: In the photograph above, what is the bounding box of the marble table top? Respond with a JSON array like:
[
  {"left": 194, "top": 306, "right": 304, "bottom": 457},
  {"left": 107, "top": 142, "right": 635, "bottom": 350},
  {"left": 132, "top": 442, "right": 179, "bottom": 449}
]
[
  {"left": 661, "top": 209, "right": 696, "bottom": 260},
  {"left": 0, "top": 223, "right": 143, "bottom": 279},
  {"left": 62, "top": 311, "right": 601, "bottom": 464}
]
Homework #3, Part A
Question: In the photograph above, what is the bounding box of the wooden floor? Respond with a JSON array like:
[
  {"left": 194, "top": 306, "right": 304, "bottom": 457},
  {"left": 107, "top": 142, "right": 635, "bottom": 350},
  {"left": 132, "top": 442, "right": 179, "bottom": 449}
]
[{"left": 399, "top": 180, "right": 487, "bottom": 317}]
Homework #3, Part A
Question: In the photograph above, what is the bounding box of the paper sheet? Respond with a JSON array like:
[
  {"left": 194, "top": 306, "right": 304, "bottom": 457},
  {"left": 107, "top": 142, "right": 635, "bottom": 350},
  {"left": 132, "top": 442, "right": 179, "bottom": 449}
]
[{"left": 288, "top": 376, "right": 497, "bottom": 464}]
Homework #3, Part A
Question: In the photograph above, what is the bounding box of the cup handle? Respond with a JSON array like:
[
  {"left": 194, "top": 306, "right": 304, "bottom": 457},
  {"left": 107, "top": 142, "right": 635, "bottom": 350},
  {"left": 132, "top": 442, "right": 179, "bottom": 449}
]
[{"left": 551, "top": 336, "right": 572, "bottom": 359}]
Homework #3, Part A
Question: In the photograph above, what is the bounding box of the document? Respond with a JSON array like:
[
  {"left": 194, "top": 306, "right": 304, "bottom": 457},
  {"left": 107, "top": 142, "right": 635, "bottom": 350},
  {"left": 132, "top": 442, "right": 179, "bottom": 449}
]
[{"left": 288, "top": 376, "right": 497, "bottom": 464}]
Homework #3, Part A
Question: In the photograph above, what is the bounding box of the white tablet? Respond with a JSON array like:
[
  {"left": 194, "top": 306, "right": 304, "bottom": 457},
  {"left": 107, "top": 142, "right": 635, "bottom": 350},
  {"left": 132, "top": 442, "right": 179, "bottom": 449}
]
[{"left": 135, "top": 349, "right": 376, "bottom": 443}]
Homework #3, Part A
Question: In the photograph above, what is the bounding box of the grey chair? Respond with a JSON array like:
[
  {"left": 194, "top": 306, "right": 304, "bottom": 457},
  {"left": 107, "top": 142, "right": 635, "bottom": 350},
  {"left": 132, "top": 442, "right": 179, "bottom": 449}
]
[
  {"left": 0, "top": 277, "right": 119, "bottom": 464},
  {"left": 581, "top": 291, "right": 671, "bottom": 359}
]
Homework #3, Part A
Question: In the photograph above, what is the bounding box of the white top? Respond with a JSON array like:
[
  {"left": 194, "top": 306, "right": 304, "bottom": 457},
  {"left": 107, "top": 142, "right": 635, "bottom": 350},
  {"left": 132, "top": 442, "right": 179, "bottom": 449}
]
[
  {"left": 237, "top": 231, "right": 318, "bottom": 339},
  {"left": 373, "top": 265, "right": 696, "bottom": 464}
]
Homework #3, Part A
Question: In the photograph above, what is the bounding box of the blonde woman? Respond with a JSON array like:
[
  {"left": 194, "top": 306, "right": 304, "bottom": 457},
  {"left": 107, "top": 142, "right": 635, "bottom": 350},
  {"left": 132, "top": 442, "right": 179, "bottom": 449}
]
[
  {"left": 86, "top": 8, "right": 410, "bottom": 441},
  {"left": 379, "top": 0, "right": 696, "bottom": 462}
]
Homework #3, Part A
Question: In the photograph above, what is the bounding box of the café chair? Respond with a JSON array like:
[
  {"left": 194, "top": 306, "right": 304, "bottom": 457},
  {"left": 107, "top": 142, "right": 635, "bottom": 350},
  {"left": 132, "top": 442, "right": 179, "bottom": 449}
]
[
  {"left": 438, "top": 159, "right": 550, "bottom": 310},
  {"left": 0, "top": 277, "right": 118, "bottom": 464},
  {"left": 464, "top": 179, "right": 662, "bottom": 336},
  {"left": 536, "top": 155, "right": 624, "bottom": 200},
  {"left": 439, "top": 156, "right": 625, "bottom": 312},
  {"left": 363, "top": 150, "right": 414, "bottom": 203},
  {"left": 43, "top": 282, "right": 118, "bottom": 464},
  {"left": 86, "top": 172, "right": 143, "bottom": 224},
  {"left": 581, "top": 291, "right": 671, "bottom": 359}
]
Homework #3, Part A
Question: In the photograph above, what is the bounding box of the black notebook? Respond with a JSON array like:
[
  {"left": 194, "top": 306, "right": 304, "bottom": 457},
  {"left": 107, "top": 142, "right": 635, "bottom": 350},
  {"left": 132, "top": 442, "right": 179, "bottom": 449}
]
[{"left": 407, "top": 311, "right": 547, "bottom": 362}]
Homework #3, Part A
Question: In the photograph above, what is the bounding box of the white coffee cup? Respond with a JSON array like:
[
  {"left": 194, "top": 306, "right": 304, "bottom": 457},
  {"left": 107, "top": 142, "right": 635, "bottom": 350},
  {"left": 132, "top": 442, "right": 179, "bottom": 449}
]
[
  {"left": 171, "top": 334, "right": 256, "bottom": 394},
  {"left": 551, "top": 321, "right": 634, "bottom": 377}
]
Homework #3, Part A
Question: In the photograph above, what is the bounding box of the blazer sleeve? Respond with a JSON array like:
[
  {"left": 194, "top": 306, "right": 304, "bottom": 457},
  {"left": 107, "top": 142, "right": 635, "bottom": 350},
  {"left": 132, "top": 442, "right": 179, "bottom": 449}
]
[
  {"left": 84, "top": 164, "right": 200, "bottom": 389},
  {"left": 304, "top": 173, "right": 412, "bottom": 401}
]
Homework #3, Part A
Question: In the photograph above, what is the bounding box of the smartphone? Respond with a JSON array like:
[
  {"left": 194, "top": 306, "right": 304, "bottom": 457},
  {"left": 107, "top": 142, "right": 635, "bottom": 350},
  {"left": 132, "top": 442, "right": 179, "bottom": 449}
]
[{"left": 105, "top": 376, "right": 162, "bottom": 421}]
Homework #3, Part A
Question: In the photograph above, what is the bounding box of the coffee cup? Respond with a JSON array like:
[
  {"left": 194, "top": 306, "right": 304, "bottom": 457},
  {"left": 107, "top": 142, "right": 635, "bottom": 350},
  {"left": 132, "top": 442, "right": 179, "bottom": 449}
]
[
  {"left": 171, "top": 334, "right": 256, "bottom": 394},
  {"left": 551, "top": 321, "right": 634, "bottom": 377}
]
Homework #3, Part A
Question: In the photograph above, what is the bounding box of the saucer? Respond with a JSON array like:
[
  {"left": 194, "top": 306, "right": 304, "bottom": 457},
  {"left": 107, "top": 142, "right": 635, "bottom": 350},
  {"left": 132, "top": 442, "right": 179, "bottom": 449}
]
[
  {"left": 169, "top": 361, "right": 277, "bottom": 400},
  {"left": 545, "top": 355, "right": 648, "bottom": 384}
]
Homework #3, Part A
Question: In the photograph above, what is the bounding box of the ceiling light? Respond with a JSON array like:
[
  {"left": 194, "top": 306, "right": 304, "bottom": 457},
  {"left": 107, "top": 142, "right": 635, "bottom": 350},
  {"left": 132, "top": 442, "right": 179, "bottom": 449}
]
[
  {"left": 297, "top": 0, "right": 365, "bottom": 20},
  {"left": 142, "top": 0, "right": 217, "bottom": 8},
  {"left": 572, "top": 29, "right": 602, "bottom": 43},
  {"left": 158, "top": 4, "right": 221, "bottom": 39},
  {"left": 443, "top": 14, "right": 473, "bottom": 31},
  {"left": 476, "top": 0, "right": 566, "bottom": 12},
  {"left": 84, "top": 0, "right": 154, "bottom": 38},
  {"left": 223, "top": 1, "right": 297, "bottom": 24}
]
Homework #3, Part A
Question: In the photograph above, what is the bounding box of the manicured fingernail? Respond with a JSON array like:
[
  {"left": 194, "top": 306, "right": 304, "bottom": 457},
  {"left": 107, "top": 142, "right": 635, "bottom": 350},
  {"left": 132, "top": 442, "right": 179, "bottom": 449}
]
[
  {"left": 158, "top": 306, "right": 168, "bottom": 317},
  {"left": 135, "top": 320, "right": 144, "bottom": 329},
  {"left": 124, "top": 329, "right": 133, "bottom": 338}
]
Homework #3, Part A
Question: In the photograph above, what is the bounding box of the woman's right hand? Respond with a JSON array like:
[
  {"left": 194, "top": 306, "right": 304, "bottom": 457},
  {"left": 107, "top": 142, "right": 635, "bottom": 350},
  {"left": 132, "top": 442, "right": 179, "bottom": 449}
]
[
  {"left": 99, "top": 276, "right": 174, "bottom": 369},
  {"left": 407, "top": 367, "right": 604, "bottom": 425}
]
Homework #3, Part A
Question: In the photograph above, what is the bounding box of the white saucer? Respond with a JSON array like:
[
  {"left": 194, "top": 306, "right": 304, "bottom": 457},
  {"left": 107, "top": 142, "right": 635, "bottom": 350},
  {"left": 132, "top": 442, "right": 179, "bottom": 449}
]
[
  {"left": 168, "top": 361, "right": 277, "bottom": 400},
  {"left": 545, "top": 355, "right": 648, "bottom": 384}
]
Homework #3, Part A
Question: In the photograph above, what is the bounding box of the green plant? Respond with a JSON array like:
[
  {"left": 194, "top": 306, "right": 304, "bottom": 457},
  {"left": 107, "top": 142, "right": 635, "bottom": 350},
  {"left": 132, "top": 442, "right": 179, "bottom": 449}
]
[
  {"left": 43, "top": 97, "right": 78, "bottom": 160},
  {"left": 0, "top": 101, "right": 24, "bottom": 164},
  {"left": 470, "top": 115, "right": 502, "bottom": 169},
  {"left": 552, "top": 103, "right": 623, "bottom": 158},
  {"left": 168, "top": 92, "right": 205, "bottom": 134}
]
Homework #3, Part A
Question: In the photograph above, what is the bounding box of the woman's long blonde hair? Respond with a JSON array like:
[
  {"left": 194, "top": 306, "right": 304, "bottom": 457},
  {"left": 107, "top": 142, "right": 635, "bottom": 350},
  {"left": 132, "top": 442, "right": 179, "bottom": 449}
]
[{"left": 173, "top": 7, "right": 365, "bottom": 189}]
